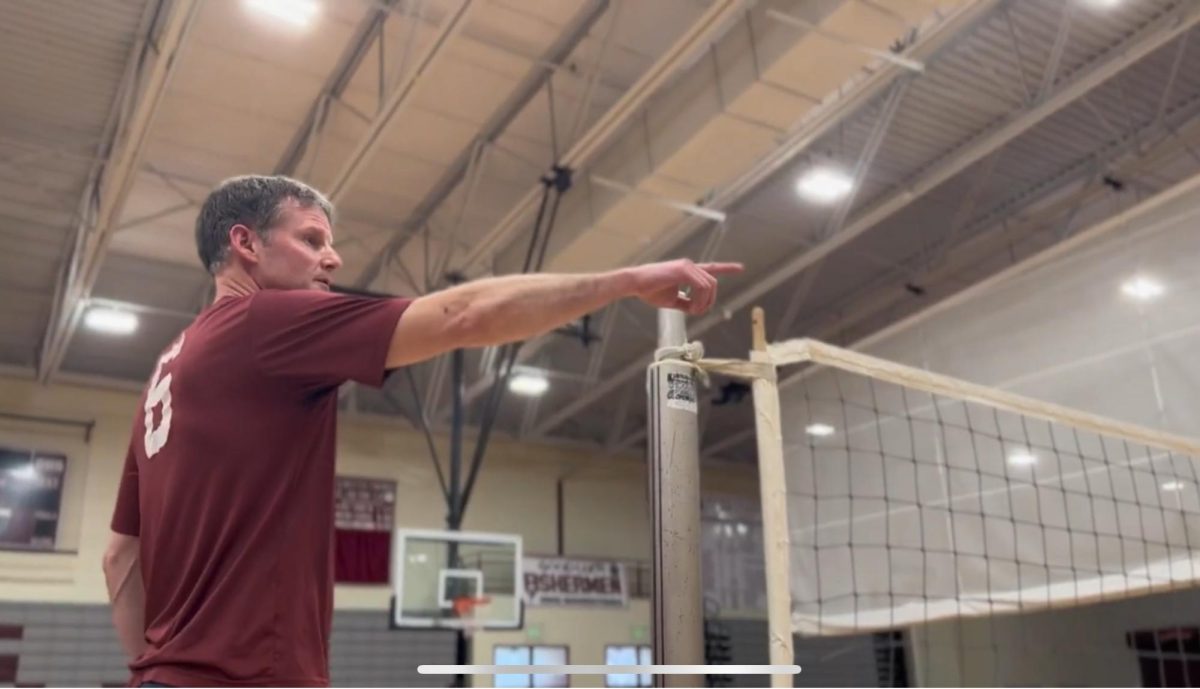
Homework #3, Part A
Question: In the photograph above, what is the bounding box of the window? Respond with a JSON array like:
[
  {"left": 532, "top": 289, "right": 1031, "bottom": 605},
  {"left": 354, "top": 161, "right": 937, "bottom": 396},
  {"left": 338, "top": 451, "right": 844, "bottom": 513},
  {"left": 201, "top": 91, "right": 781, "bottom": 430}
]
[
  {"left": 494, "top": 646, "right": 530, "bottom": 689},
  {"left": 605, "top": 645, "right": 652, "bottom": 688},
  {"left": 0, "top": 448, "right": 66, "bottom": 550},
  {"left": 874, "top": 630, "right": 909, "bottom": 688},
  {"left": 493, "top": 644, "right": 568, "bottom": 688},
  {"left": 701, "top": 496, "right": 766, "bottom": 614},
  {"left": 1127, "top": 626, "right": 1200, "bottom": 687}
]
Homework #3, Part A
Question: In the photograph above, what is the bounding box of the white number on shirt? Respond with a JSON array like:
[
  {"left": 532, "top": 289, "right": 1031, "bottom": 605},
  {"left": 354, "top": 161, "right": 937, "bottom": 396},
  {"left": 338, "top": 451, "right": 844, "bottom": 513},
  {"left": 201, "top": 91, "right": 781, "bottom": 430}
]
[{"left": 144, "top": 334, "right": 185, "bottom": 458}]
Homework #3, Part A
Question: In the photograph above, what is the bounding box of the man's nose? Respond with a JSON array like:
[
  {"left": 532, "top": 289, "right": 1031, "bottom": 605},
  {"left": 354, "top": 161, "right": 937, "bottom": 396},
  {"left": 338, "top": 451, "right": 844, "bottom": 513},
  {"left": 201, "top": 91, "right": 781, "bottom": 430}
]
[{"left": 322, "top": 248, "right": 343, "bottom": 271}]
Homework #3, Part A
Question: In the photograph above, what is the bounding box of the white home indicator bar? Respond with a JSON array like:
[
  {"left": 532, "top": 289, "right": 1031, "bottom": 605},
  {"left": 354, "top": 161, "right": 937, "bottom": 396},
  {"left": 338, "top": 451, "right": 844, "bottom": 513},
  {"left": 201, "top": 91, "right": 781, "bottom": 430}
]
[{"left": 419, "top": 665, "right": 801, "bottom": 675}]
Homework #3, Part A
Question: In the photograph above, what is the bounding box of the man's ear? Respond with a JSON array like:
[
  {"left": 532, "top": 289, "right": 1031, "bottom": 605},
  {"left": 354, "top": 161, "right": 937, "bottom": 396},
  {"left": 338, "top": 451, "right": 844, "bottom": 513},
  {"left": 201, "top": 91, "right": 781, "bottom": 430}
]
[{"left": 228, "top": 224, "right": 260, "bottom": 265}]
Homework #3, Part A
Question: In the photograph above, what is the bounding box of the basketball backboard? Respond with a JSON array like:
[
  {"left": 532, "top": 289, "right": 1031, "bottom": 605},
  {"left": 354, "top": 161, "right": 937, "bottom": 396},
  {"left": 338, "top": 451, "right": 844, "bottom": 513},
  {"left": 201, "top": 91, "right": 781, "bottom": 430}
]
[{"left": 392, "top": 528, "right": 523, "bottom": 629}]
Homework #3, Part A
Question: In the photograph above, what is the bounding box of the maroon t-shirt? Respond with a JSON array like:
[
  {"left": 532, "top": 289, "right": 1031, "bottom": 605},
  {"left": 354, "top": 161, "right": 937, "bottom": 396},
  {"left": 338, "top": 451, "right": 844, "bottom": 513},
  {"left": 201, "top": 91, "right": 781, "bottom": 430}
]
[{"left": 110, "top": 289, "right": 410, "bottom": 687}]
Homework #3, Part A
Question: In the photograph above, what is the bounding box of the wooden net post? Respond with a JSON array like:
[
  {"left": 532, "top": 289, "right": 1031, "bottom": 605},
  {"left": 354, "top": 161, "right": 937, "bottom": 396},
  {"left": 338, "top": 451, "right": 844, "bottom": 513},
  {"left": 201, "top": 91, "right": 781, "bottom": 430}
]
[{"left": 751, "top": 307, "right": 794, "bottom": 687}]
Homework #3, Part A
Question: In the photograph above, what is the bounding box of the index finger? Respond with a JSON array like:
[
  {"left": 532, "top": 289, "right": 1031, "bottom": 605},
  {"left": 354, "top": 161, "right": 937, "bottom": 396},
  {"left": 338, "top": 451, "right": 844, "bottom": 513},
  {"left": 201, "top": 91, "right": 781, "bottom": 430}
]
[{"left": 697, "top": 262, "right": 744, "bottom": 276}]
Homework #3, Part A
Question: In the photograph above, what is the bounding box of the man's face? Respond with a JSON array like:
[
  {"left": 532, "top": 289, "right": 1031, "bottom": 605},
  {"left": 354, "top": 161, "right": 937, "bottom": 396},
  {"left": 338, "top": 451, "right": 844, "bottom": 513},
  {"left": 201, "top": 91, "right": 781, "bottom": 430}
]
[{"left": 248, "top": 200, "right": 342, "bottom": 291}]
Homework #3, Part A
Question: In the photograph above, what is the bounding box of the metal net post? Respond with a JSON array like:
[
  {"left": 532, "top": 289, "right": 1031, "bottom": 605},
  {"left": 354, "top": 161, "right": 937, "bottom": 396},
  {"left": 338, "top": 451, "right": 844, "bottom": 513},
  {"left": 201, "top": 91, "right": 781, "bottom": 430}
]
[{"left": 647, "top": 308, "right": 704, "bottom": 687}]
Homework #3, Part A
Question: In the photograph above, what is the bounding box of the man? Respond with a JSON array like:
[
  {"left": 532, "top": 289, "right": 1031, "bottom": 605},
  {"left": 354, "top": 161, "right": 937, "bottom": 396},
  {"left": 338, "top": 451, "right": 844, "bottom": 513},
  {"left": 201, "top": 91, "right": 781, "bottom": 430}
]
[{"left": 102, "top": 175, "right": 740, "bottom": 686}]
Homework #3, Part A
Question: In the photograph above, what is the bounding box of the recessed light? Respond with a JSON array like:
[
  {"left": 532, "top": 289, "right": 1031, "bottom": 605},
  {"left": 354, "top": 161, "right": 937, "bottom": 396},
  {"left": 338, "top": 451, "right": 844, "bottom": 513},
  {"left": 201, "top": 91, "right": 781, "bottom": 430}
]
[
  {"left": 1007, "top": 450, "right": 1037, "bottom": 467},
  {"left": 509, "top": 371, "right": 550, "bottom": 397},
  {"left": 1079, "top": 0, "right": 1121, "bottom": 9},
  {"left": 1121, "top": 275, "right": 1164, "bottom": 301},
  {"left": 1162, "top": 481, "right": 1185, "bottom": 492},
  {"left": 796, "top": 167, "right": 854, "bottom": 204},
  {"left": 245, "top": 0, "right": 319, "bottom": 29},
  {"left": 84, "top": 307, "right": 139, "bottom": 335},
  {"left": 805, "top": 423, "right": 836, "bottom": 437}
]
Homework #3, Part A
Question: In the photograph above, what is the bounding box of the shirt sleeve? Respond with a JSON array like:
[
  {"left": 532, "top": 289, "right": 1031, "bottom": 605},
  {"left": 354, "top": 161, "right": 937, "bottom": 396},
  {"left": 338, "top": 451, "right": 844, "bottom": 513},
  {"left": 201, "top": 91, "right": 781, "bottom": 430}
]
[
  {"left": 247, "top": 289, "right": 412, "bottom": 389},
  {"left": 110, "top": 436, "right": 141, "bottom": 536}
]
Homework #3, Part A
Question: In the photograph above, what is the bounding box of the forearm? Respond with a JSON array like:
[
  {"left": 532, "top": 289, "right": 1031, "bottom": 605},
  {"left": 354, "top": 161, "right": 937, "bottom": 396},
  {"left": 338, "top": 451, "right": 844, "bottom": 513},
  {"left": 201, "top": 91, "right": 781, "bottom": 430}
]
[
  {"left": 438, "top": 269, "right": 636, "bottom": 347},
  {"left": 111, "top": 586, "right": 147, "bottom": 661},
  {"left": 103, "top": 546, "right": 148, "bottom": 660}
]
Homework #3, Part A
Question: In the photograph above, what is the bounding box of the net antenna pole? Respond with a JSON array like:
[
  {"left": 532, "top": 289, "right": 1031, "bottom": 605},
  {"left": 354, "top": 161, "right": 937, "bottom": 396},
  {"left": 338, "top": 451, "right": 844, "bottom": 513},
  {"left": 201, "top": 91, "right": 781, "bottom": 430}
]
[
  {"left": 750, "top": 307, "right": 794, "bottom": 688},
  {"left": 648, "top": 308, "right": 704, "bottom": 687}
]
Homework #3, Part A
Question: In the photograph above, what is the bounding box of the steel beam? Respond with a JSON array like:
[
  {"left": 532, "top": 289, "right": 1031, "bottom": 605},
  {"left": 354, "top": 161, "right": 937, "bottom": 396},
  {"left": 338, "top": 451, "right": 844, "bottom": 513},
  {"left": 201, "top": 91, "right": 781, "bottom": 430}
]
[
  {"left": 352, "top": 0, "right": 612, "bottom": 288},
  {"left": 325, "top": 0, "right": 480, "bottom": 203},
  {"left": 774, "top": 78, "right": 911, "bottom": 338},
  {"left": 1001, "top": 4, "right": 1034, "bottom": 105},
  {"left": 452, "top": 1, "right": 1001, "bottom": 419},
  {"left": 797, "top": 100, "right": 1200, "bottom": 348},
  {"left": 765, "top": 8, "right": 924, "bottom": 73},
  {"left": 604, "top": 385, "right": 635, "bottom": 452},
  {"left": 703, "top": 112, "right": 1200, "bottom": 463},
  {"left": 698, "top": 173, "right": 1136, "bottom": 461},
  {"left": 1153, "top": 32, "right": 1190, "bottom": 129},
  {"left": 591, "top": 174, "right": 727, "bottom": 223},
  {"left": 612, "top": 427, "right": 648, "bottom": 454},
  {"left": 1035, "top": 2, "right": 1074, "bottom": 102},
  {"left": 822, "top": 78, "right": 911, "bottom": 239},
  {"left": 37, "top": 0, "right": 201, "bottom": 382},
  {"left": 568, "top": 0, "right": 625, "bottom": 145},
  {"left": 529, "top": 0, "right": 1200, "bottom": 437},
  {"left": 453, "top": 0, "right": 748, "bottom": 273},
  {"left": 275, "top": 0, "right": 405, "bottom": 175},
  {"left": 585, "top": 305, "right": 621, "bottom": 382},
  {"left": 433, "top": 140, "right": 491, "bottom": 283}
]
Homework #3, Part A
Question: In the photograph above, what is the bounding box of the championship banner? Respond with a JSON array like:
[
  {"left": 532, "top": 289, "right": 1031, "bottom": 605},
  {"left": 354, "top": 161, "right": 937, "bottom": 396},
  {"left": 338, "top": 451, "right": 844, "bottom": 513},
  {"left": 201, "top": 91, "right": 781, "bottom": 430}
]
[{"left": 523, "top": 557, "right": 628, "bottom": 607}]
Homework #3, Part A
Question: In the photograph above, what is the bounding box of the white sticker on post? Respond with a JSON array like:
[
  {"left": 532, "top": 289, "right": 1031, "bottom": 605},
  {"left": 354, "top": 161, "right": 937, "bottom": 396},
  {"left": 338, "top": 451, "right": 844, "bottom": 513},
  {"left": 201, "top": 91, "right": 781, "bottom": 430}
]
[{"left": 665, "top": 372, "right": 698, "bottom": 414}]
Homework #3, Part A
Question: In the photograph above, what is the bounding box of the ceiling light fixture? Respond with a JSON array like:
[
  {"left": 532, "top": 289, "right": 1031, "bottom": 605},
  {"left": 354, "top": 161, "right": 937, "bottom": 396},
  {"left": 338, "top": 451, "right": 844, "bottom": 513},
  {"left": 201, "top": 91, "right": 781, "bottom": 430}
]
[
  {"left": 245, "top": 0, "right": 320, "bottom": 29},
  {"left": 1161, "top": 481, "right": 1185, "bottom": 493},
  {"left": 805, "top": 423, "right": 836, "bottom": 437},
  {"left": 796, "top": 167, "right": 854, "bottom": 204},
  {"left": 509, "top": 371, "right": 550, "bottom": 397},
  {"left": 1121, "top": 275, "right": 1165, "bottom": 302},
  {"left": 84, "top": 307, "right": 139, "bottom": 336},
  {"left": 1007, "top": 450, "right": 1038, "bottom": 467}
]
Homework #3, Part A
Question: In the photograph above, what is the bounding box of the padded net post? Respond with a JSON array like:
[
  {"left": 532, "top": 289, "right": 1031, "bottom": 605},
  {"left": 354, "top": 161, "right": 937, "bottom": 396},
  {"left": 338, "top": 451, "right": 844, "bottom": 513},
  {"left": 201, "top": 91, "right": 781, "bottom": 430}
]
[{"left": 647, "top": 308, "right": 704, "bottom": 686}]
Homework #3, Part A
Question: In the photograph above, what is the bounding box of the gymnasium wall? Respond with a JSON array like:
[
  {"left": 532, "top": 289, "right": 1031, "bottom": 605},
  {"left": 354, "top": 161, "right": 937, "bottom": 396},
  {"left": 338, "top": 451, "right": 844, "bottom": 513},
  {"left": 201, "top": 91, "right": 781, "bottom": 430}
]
[
  {"left": 818, "top": 172, "right": 1200, "bottom": 683},
  {"left": 0, "top": 373, "right": 758, "bottom": 686},
  {"left": 852, "top": 174, "right": 1200, "bottom": 441},
  {"left": 910, "top": 586, "right": 1200, "bottom": 686},
  {"left": 474, "top": 602, "right": 653, "bottom": 688}
]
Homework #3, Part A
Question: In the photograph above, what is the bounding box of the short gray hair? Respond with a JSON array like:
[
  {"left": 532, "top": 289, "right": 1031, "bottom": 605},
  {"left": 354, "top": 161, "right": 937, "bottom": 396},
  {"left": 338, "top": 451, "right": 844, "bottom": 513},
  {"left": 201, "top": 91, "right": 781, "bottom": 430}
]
[{"left": 194, "top": 175, "right": 334, "bottom": 275}]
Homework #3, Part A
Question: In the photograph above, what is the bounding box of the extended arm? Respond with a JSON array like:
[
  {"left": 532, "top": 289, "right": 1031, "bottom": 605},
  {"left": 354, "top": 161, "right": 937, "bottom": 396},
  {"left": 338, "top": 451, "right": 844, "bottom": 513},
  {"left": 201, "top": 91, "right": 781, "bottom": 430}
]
[{"left": 386, "top": 259, "right": 740, "bottom": 368}]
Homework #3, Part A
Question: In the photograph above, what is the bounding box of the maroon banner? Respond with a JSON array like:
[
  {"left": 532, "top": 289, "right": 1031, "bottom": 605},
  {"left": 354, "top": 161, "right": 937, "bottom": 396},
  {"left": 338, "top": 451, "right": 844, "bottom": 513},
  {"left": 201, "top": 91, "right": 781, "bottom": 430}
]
[{"left": 334, "top": 529, "right": 390, "bottom": 584}]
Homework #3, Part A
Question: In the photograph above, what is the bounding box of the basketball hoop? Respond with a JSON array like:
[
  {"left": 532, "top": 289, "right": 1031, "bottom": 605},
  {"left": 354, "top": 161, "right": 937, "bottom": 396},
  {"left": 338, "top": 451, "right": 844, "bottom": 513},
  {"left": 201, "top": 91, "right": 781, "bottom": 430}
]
[{"left": 452, "top": 595, "right": 490, "bottom": 638}]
